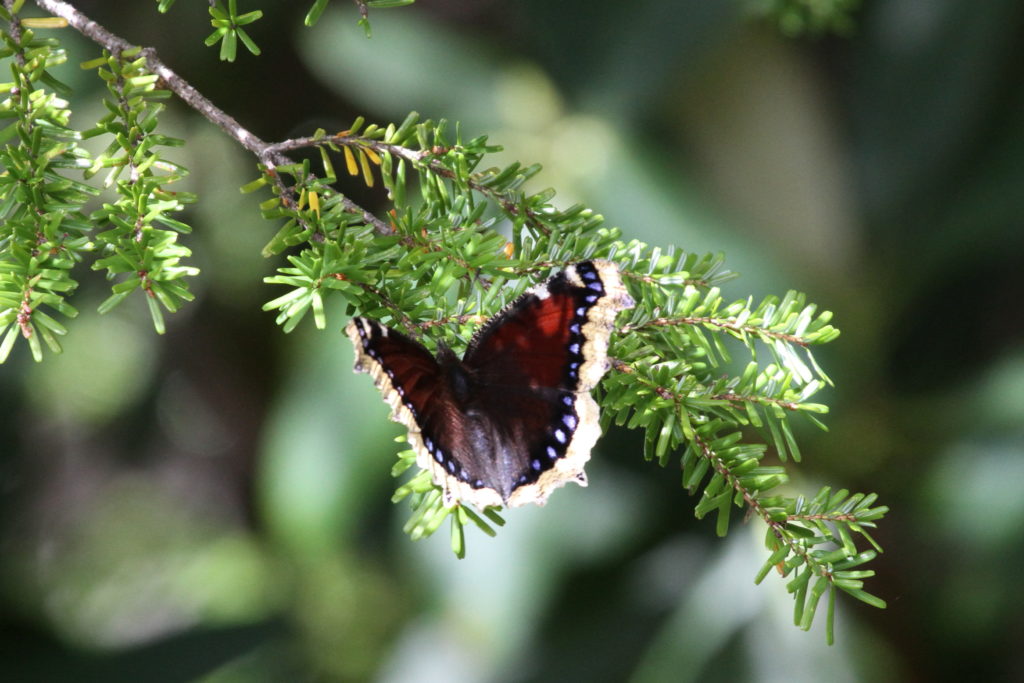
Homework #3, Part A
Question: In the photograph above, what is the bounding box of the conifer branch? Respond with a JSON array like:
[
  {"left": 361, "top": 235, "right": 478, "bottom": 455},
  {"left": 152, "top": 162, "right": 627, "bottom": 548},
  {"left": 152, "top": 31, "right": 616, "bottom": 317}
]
[
  {"left": 268, "top": 132, "right": 555, "bottom": 236},
  {"left": 622, "top": 314, "right": 812, "bottom": 347},
  {"left": 33, "top": 0, "right": 392, "bottom": 236},
  {"left": 36, "top": 0, "right": 264, "bottom": 155},
  {"left": 710, "top": 392, "right": 802, "bottom": 412}
]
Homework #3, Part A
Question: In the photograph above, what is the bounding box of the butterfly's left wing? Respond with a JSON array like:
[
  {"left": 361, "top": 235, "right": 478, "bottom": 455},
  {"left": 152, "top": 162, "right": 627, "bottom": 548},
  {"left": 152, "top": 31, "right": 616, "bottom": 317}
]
[
  {"left": 462, "top": 260, "right": 634, "bottom": 506},
  {"left": 346, "top": 317, "right": 509, "bottom": 508}
]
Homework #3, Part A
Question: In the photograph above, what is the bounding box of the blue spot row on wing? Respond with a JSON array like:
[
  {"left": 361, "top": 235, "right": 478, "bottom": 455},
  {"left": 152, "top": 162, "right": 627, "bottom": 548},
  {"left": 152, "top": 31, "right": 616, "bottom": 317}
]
[
  {"left": 361, "top": 321, "right": 420, "bottom": 420},
  {"left": 418, "top": 418, "right": 483, "bottom": 488},
  {"left": 511, "top": 262, "right": 609, "bottom": 491}
]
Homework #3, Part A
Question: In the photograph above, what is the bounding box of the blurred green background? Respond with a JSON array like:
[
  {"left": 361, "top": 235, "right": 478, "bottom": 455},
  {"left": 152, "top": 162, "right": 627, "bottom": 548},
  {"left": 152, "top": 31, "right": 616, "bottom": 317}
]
[{"left": 3, "top": 0, "right": 1024, "bottom": 680}]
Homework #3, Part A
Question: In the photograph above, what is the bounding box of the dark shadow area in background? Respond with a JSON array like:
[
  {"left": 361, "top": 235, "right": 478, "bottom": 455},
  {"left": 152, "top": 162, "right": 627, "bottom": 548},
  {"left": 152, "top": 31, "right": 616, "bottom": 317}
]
[{"left": 0, "top": 617, "right": 290, "bottom": 682}]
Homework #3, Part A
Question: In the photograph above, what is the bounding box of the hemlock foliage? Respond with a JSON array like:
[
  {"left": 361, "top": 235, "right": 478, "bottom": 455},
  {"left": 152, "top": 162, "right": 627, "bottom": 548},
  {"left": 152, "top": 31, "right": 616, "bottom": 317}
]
[{"left": 0, "top": 0, "right": 885, "bottom": 642}]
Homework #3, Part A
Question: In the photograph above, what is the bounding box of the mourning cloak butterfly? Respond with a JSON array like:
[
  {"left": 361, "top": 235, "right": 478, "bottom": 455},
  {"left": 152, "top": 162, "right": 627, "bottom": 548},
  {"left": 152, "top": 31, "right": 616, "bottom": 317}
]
[{"left": 346, "top": 260, "right": 634, "bottom": 508}]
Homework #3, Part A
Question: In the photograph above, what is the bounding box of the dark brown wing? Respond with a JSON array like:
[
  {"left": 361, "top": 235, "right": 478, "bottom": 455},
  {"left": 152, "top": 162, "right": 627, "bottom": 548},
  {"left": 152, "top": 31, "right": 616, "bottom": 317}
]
[{"left": 346, "top": 317, "right": 506, "bottom": 508}]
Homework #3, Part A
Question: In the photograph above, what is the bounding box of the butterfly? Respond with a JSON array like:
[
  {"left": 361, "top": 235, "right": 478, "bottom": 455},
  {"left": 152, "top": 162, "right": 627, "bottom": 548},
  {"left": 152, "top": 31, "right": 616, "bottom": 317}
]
[{"left": 346, "top": 260, "right": 634, "bottom": 508}]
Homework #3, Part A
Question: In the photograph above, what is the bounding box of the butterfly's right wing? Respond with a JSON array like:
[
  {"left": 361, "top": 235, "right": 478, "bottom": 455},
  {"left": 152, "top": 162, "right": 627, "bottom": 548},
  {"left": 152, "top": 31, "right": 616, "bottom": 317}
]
[{"left": 461, "top": 260, "right": 635, "bottom": 507}]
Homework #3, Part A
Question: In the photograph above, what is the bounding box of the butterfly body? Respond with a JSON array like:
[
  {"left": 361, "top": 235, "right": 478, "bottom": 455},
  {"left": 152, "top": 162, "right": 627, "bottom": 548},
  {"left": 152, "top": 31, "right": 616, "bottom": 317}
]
[{"left": 346, "top": 260, "right": 634, "bottom": 508}]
